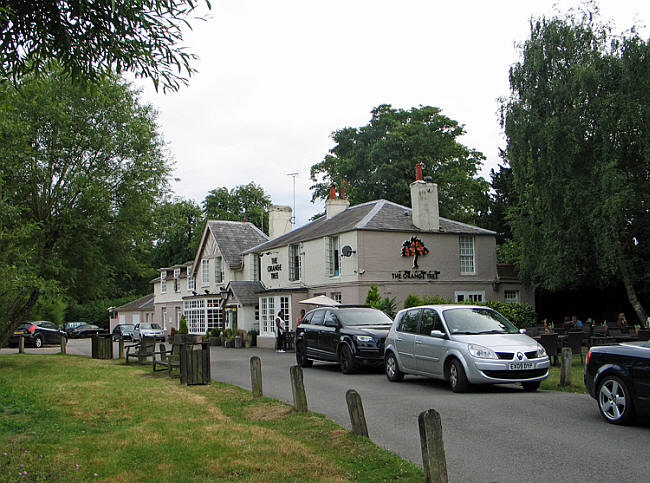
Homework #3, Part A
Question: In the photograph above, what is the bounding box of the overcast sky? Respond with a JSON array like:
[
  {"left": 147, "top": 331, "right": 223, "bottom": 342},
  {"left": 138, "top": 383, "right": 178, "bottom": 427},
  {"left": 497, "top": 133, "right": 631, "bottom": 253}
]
[{"left": 135, "top": 0, "right": 649, "bottom": 227}]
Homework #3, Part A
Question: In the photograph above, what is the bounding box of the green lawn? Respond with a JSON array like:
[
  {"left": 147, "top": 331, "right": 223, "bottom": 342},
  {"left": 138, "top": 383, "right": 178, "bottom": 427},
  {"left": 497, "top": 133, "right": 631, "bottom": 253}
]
[
  {"left": 0, "top": 354, "right": 422, "bottom": 482},
  {"left": 540, "top": 352, "right": 587, "bottom": 393}
]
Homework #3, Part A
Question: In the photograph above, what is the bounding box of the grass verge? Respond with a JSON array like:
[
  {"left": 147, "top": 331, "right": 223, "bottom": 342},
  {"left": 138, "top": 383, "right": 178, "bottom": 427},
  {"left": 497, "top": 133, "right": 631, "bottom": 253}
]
[
  {"left": 0, "top": 354, "right": 422, "bottom": 482},
  {"left": 540, "top": 352, "right": 587, "bottom": 393}
]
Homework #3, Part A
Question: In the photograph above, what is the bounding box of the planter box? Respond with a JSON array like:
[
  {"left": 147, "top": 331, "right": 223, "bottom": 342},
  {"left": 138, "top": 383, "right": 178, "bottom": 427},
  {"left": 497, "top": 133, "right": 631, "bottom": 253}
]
[
  {"left": 224, "top": 339, "right": 235, "bottom": 348},
  {"left": 208, "top": 336, "right": 221, "bottom": 346}
]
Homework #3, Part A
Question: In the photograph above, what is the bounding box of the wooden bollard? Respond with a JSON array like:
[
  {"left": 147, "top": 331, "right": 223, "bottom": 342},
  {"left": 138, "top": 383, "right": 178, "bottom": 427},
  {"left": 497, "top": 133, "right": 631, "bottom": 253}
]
[
  {"left": 290, "top": 365, "right": 308, "bottom": 412},
  {"left": 119, "top": 338, "right": 125, "bottom": 359},
  {"left": 250, "top": 356, "right": 263, "bottom": 398},
  {"left": 345, "top": 389, "right": 369, "bottom": 437},
  {"left": 418, "top": 409, "right": 448, "bottom": 483},
  {"left": 19, "top": 336, "right": 24, "bottom": 353},
  {"left": 560, "top": 347, "right": 572, "bottom": 387},
  {"left": 60, "top": 335, "right": 67, "bottom": 354}
]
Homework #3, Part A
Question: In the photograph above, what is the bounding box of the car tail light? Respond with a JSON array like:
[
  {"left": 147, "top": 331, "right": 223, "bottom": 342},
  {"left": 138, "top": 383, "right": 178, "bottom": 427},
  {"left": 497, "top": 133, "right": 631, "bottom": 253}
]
[
  {"left": 585, "top": 350, "right": 591, "bottom": 365},
  {"left": 28, "top": 324, "right": 36, "bottom": 333}
]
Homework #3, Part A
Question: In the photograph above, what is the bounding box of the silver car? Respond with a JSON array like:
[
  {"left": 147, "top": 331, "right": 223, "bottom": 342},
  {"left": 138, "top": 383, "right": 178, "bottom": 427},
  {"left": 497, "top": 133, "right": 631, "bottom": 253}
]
[
  {"left": 384, "top": 305, "right": 550, "bottom": 392},
  {"left": 132, "top": 322, "right": 165, "bottom": 341}
]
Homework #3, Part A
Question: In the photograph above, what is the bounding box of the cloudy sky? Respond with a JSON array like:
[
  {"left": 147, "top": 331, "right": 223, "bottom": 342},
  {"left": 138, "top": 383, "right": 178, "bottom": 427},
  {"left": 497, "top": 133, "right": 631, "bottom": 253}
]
[{"left": 135, "top": 0, "right": 649, "bottom": 227}]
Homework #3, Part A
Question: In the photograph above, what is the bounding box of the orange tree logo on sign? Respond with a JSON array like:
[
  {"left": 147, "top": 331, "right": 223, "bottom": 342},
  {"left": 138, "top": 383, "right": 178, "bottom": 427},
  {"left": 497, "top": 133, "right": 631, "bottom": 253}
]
[{"left": 401, "top": 236, "right": 429, "bottom": 269}]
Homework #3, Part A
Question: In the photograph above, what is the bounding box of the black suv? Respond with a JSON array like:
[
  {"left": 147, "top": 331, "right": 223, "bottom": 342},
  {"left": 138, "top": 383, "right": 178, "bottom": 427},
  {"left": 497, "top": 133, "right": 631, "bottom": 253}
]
[{"left": 295, "top": 306, "right": 393, "bottom": 373}]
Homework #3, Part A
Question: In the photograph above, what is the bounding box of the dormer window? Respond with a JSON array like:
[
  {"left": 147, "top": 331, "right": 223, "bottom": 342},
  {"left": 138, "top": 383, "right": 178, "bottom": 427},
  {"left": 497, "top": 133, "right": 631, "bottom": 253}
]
[
  {"left": 173, "top": 268, "right": 180, "bottom": 292},
  {"left": 187, "top": 265, "right": 195, "bottom": 291},
  {"left": 160, "top": 271, "right": 167, "bottom": 294}
]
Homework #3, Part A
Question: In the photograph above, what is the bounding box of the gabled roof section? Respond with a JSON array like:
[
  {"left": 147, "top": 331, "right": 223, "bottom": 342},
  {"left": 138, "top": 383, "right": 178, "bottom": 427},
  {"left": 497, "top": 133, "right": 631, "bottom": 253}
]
[
  {"left": 225, "top": 281, "right": 266, "bottom": 306},
  {"left": 193, "top": 220, "right": 269, "bottom": 272},
  {"left": 245, "top": 200, "right": 495, "bottom": 253},
  {"left": 114, "top": 294, "right": 154, "bottom": 312}
]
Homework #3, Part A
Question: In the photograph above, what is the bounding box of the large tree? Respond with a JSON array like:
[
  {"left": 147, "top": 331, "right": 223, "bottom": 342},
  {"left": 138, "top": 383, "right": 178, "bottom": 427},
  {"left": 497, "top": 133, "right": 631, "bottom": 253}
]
[
  {"left": 0, "top": 65, "right": 170, "bottom": 346},
  {"left": 0, "top": 0, "right": 210, "bottom": 91},
  {"left": 500, "top": 6, "right": 650, "bottom": 322},
  {"left": 202, "top": 183, "right": 271, "bottom": 234},
  {"left": 151, "top": 198, "right": 204, "bottom": 269},
  {"left": 309, "top": 104, "right": 490, "bottom": 225}
]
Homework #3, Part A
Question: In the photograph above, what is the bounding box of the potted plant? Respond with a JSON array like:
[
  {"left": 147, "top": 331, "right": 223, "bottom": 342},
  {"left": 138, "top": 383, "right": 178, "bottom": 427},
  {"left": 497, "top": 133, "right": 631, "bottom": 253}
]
[
  {"left": 209, "top": 328, "right": 221, "bottom": 346},
  {"left": 175, "top": 315, "right": 189, "bottom": 344},
  {"left": 247, "top": 329, "right": 258, "bottom": 347},
  {"left": 224, "top": 328, "right": 235, "bottom": 348}
]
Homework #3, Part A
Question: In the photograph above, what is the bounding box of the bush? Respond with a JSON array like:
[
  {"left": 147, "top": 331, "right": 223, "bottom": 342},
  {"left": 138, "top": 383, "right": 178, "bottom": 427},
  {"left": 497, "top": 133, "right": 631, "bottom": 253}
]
[
  {"left": 177, "top": 315, "right": 188, "bottom": 334},
  {"left": 210, "top": 327, "right": 221, "bottom": 337},
  {"left": 374, "top": 296, "right": 397, "bottom": 318},
  {"left": 403, "top": 294, "right": 423, "bottom": 309},
  {"left": 365, "top": 283, "right": 381, "bottom": 306}
]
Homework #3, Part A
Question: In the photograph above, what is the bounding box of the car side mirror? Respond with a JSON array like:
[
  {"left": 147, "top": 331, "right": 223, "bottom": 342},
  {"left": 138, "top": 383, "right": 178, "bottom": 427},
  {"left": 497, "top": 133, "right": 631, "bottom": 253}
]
[
  {"left": 520, "top": 328, "right": 526, "bottom": 334},
  {"left": 430, "top": 330, "right": 446, "bottom": 339}
]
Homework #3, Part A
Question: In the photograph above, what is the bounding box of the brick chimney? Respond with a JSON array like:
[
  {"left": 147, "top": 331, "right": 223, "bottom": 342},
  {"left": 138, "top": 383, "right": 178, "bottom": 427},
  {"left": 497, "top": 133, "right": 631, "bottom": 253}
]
[
  {"left": 326, "top": 184, "right": 350, "bottom": 219},
  {"left": 269, "top": 205, "right": 292, "bottom": 239},
  {"left": 410, "top": 163, "right": 439, "bottom": 231}
]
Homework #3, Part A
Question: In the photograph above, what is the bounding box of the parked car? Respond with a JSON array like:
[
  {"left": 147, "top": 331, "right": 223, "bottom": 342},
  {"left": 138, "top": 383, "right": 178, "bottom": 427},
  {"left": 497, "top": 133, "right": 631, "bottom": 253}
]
[
  {"left": 584, "top": 340, "right": 650, "bottom": 425},
  {"left": 9, "top": 321, "right": 67, "bottom": 348},
  {"left": 69, "top": 324, "right": 108, "bottom": 338},
  {"left": 384, "top": 305, "right": 550, "bottom": 392},
  {"left": 112, "top": 324, "right": 135, "bottom": 341},
  {"left": 295, "top": 306, "right": 394, "bottom": 373},
  {"left": 132, "top": 322, "right": 165, "bottom": 341},
  {"left": 61, "top": 321, "right": 87, "bottom": 335}
]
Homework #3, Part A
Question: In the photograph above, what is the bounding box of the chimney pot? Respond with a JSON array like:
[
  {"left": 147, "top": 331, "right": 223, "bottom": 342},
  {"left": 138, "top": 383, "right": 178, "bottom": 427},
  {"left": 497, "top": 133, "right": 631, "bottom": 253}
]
[
  {"left": 329, "top": 185, "right": 337, "bottom": 199},
  {"left": 339, "top": 185, "right": 345, "bottom": 199},
  {"left": 415, "top": 163, "right": 424, "bottom": 181}
]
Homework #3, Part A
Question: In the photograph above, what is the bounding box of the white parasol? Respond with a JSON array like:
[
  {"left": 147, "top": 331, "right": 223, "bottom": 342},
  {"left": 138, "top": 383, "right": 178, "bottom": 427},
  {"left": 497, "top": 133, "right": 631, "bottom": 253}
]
[{"left": 299, "top": 295, "right": 340, "bottom": 306}]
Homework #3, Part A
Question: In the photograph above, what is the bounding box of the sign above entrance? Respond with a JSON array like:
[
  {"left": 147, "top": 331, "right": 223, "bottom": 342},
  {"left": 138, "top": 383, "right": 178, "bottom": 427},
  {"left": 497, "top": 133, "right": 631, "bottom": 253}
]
[
  {"left": 392, "top": 270, "right": 440, "bottom": 280},
  {"left": 401, "top": 236, "right": 429, "bottom": 268}
]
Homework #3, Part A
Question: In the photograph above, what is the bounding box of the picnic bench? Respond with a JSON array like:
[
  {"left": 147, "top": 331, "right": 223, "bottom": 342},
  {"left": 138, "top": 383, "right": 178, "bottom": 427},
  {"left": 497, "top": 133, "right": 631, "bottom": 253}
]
[
  {"left": 152, "top": 343, "right": 181, "bottom": 376},
  {"left": 125, "top": 336, "right": 156, "bottom": 364}
]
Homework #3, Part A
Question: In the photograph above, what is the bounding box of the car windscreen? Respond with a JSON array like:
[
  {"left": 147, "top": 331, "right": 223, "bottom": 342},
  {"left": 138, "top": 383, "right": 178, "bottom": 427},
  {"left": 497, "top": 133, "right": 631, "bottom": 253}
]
[
  {"left": 142, "top": 323, "right": 161, "bottom": 329},
  {"left": 442, "top": 308, "right": 519, "bottom": 335},
  {"left": 122, "top": 325, "right": 135, "bottom": 330},
  {"left": 337, "top": 309, "right": 393, "bottom": 326}
]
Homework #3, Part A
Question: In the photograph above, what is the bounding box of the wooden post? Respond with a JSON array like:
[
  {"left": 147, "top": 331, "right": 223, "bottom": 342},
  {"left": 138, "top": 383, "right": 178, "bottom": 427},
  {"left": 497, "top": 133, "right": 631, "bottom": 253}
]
[
  {"left": 250, "top": 356, "right": 263, "bottom": 398},
  {"left": 19, "top": 336, "right": 24, "bottom": 353},
  {"left": 418, "top": 409, "right": 448, "bottom": 483},
  {"left": 119, "top": 338, "right": 124, "bottom": 359},
  {"left": 60, "top": 335, "right": 67, "bottom": 354},
  {"left": 560, "top": 347, "right": 572, "bottom": 387},
  {"left": 345, "top": 389, "right": 369, "bottom": 437},
  {"left": 290, "top": 365, "right": 308, "bottom": 412}
]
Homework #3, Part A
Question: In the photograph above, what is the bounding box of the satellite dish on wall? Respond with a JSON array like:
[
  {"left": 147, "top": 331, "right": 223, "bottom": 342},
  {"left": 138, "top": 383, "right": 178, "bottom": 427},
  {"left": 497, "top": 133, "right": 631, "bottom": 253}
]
[{"left": 341, "top": 245, "right": 354, "bottom": 257}]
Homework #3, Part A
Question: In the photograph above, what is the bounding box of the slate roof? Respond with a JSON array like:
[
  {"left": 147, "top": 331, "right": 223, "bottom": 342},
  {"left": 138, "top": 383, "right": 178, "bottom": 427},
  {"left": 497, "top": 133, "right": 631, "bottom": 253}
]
[
  {"left": 114, "top": 294, "right": 154, "bottom": 312},
  {"left": 226, "top": 281, "right": 266, "bottom": 306},
  {"left": 245, "top": 199, "right": 495, "bottom": 253},
  {"left": 206, "top": 220, "right": 269, "bottom": 268}
]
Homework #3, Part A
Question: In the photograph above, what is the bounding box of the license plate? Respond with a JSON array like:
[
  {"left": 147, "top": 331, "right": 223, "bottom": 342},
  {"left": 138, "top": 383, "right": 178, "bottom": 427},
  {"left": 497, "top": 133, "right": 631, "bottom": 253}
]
[
  {"left": 509, "top": 362, "right": 533, "bottom": 370},
  {"left": 13, "top": 331, "right": 25, "bottom": 335}
]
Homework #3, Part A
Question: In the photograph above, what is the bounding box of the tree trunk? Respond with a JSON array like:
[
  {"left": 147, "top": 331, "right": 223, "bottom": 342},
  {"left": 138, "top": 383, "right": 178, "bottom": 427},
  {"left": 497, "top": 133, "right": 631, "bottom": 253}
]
[
  {"left": 0, "top": 287, "right": 41, "bottom": 349},
  {"left": 617, "top": 252, "right": 647, "bottom": 325}
]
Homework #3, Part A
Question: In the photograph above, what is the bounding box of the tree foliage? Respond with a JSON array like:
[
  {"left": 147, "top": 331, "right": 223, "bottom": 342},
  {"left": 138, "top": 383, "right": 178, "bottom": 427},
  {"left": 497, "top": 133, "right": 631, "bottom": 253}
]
[
  {"left": 500, "top": 5, "right": 649, "bottom": 322},
  {"left": 0, "top": 0, "right": 210, "bottom": 92},
  {"left": 310, "top": 104, "right": 490, "bottom": 225},
  {"left": 0, "top": 65, "right": 170, "bottom": 345},
  {"left": 202, "top": 183, "right": 271, "bottom": 234},
  {"left": 151, "top": 198, "right": 204, "bottom": 268}
]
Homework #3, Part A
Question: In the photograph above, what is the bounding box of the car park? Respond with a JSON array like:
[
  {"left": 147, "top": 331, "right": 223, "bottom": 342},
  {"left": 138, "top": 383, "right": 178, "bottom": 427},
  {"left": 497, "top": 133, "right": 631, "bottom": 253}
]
[
  {"left": 384, "top": 305, "right": 550, "bottom": 392},
  {"left": 9, "top": 321, "right": 67, "bottom": 348},
  {"left": 68, "top": 324, "right": 108, "bottom": 338},
  {"left": 132, "top": 322, "right": 165, "bottom": 341},
  {"left": 584, "top": 340, "right": 650, "bottom": 424},
  {"left": 295, "top": 306, "right": 394, "bottom": 373},
  {"left": 112, "top": 324, "right": 135, "bottom": 341}
]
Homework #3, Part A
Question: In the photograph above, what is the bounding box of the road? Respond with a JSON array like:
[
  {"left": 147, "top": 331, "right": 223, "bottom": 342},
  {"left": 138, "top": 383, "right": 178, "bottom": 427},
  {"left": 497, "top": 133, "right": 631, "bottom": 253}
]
[{"left": 7, "top": 340, "right": 649, "bottom": 482}]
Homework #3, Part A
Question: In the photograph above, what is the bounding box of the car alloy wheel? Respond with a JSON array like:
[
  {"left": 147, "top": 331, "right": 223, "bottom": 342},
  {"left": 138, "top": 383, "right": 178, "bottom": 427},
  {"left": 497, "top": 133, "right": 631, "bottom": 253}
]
[
  {"left": 34, "top": 335, "right": 43, "bottom": 348},
  {"left": 448, "top": 359, "right": 469, "bottom": 393},
  {"left": 385, "top": 352, "right": 404, "bottom": 382},
  {"left": 598, "top": 375, "right": 634, "bottom": 424}
]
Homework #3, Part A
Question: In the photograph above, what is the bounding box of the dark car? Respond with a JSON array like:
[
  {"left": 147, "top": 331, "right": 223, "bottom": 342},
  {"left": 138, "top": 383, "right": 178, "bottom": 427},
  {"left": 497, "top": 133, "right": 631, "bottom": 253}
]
[
  {"left": 61, "top": 321, "right": 87, "bottom": 335},
  {"left": 584, "top": 341, "right": 650, "bottom": 424},
  {"left": 69, "top": 324, "right": 108, "bottom": 339},
  {"left": 112, "top": 324, "right": 135, "bottom": 341},
  {"left": 295, "top": 306, "right": 393, "bottom": 373},
  {"left": 9, "top": 321, "right": 67, "bottom": 348}
]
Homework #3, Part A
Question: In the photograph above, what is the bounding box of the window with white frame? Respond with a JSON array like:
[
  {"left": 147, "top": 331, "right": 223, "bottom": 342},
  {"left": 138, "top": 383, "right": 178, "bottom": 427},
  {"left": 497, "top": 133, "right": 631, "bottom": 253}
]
[
  {"left": 215, "top": 256, "right": 223, "bottom": 284},
  {"left": 161, "top": 307, "right": 167, "bottom": 330},
  {"left": 184, "top": 299, "right": 205, "bottom": 334},
  {"left": 454, "top": 290, "right": 485, "bottom": 303},
  {"left": 187, "top": 266, "right": 195, "bottom": 291},
  {"left": 174, "top": 268, "right": 180, "bottom": 292},
  {"left": 260, "top": 297, "right": 275, "bottom": 334},
  {"left": 250, "top": 254, "right": 260, "bottom": 281},
  {"left": 331, "top": 292, "right": 342, "bottom": 304},
  {"left": 326, "top": 236, "right": 340, "bottom": 277},
  {"left": 160, "top": 271, "right": 167, "bottom": 294},
  {"left": 206, "top": 299, "right": 223, "bottom": 331},
  {"left": 201, "top": 259, "right": 210, "bottom": 286},
  {"left": 504, "top": 290, "right": 519, "bottom": 304},
  {"left": 459, "top": 235, "right": 475, "bottom": 275},
  {"left": 288, "top": 244, "right": 301, "bottom": 281}
]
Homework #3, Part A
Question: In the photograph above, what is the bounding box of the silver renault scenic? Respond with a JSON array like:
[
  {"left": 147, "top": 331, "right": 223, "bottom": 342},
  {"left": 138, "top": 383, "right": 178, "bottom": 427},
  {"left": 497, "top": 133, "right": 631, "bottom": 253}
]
[{"left": 384, "top": 305, "right": 550, "bottom": 392}]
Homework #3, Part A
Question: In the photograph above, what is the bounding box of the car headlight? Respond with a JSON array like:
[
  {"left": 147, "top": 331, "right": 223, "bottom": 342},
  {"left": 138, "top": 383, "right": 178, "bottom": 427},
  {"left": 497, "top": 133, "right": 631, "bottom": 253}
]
[
  {"left": 468, "top": 343, "right": 498, "bottom": 359},
  {"left": 536, "top": 343, "right": 547, "bottom": 358},
  {"left": 354, "top": 335, "right": 374, "bottom": 343}
]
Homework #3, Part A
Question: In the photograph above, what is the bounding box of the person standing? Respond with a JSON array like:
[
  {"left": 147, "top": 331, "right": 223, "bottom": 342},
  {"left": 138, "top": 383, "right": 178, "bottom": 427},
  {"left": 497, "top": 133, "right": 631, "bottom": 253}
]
[
  {"left": 275, "top": 310, "right": 285, "bottom": 352},
  {"left": 296, "top": 309, "right": 306, "bottom": 327}
]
